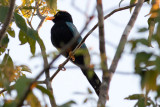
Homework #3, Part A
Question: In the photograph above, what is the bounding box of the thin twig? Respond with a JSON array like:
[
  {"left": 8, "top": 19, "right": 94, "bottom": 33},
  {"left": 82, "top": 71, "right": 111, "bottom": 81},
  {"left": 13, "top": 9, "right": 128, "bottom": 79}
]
[
  {"left": 17, "top": 2, "right": 57, "bottom": 107},
  {"left": 16, "top": 1, "right": 147, "bottom": 106},
  {"left": 49, "top": 0, "right": 148, "bottom": 82},
  {"left": 36, "top": 1, "right": 56, "bottom": 107},
  {"left": 0, "top": 0, "right": 16, "bottom": 41}
]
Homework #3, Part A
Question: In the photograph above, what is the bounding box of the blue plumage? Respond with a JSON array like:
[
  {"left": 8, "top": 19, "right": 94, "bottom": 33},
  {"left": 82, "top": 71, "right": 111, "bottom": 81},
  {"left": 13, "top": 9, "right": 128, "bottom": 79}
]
[{"left": 49, "top": 11, "right": 101, "bottom": 96}]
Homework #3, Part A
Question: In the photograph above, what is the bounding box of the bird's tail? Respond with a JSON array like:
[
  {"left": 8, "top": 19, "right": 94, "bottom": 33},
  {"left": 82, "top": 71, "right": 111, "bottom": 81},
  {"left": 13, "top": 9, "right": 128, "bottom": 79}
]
[{"left": 81, "top": 68, "right": 101, "bottom": 96}]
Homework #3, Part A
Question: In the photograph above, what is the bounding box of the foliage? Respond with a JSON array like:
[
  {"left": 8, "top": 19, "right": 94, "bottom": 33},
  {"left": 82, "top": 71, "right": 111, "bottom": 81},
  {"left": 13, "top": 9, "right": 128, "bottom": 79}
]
[
  {"left": 0, "top": 0, "right": 57, "bottom": 106},
  {"left": 0, "top": 0, "right": 160, "bottom": 106}
]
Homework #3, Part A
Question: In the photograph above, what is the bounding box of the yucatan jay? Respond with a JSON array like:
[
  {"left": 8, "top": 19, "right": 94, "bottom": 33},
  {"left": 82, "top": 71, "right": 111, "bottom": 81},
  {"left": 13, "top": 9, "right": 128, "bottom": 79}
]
[{"left": 46, "top": 11, "right": 101, "bottom": 96}]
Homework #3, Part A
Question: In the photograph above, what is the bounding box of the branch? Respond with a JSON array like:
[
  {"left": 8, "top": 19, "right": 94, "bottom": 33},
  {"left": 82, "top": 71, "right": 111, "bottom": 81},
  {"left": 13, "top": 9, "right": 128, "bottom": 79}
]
[
  {"left": 16, "top": 1, "right": 147, "bottom": 106},
  {"left": 49, "top": 0, "right": 148, "bottom": 81},
  {"left": 17, "top": 2, "right": 57, "bottom": 107},
  {"left": 96, "top": 0, "right": 110, "bottom": 106},
  {"left": 0, "top": 0, "right": 16, "bottom": 41},
  {"left": 109, "top": 0, "right": 144, "bottom": 74},
  {"left": 36, "top": 1, "right": 56, "bottom": 107},
  {"left": 16, "top": 12, "right": 92, "bottom": 107}
]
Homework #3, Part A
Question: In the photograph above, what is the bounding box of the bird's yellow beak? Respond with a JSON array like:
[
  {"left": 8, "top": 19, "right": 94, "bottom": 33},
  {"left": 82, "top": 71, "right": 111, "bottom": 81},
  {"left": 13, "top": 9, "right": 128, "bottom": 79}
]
[{"left": 45, "top": 16, "right": 55, "bottom": 21}]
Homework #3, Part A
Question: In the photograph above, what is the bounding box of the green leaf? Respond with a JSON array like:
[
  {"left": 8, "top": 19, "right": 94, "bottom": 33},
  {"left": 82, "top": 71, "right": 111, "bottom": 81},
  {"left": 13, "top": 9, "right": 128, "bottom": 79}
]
[
  {"left": 7, "top": 27, "right": 15, "bottom": 38},
  {"left": 14, "top": 76, "right": 31, "bottom": 99},
  {"left": 129, "top": 39, "right": 149, "bottom": 51},
  {"left": 130, "top": 0, "right": 137, "bottom": 12},
  {"left": 58, "top": 100, "right": 76, "bottom": 107},
  {"left": 20, "top": 65, "right": 31, "bottom": 73},
  {"left": 148, "top": 18, "right": 156, "bottom": 47},
  {"left": 36, "top": 85, "right": 53, "bottom": 99},
  {"left": 21, "top": 9, "right": 32, "bottom": 18},
  {"left": 45, "top": 0, "right": 57, "bottom": 9},
  {"left": 28, "top": 37, "right": 36, "bottom": 55},
  {"left": 138, "top": 27, "right": 148, "bottom": 33},
  {"left": 87, "top": 88, "right": 93, "bottom": 94},
  {"left": 135, "top": 52, "right": 152, "bottom": 71},
  {"left": 1, "top": 53, "right": 14, "bottom": 68},
  {"left": 0, "top": 53, "right": 14, "bottom": 89},
  {"left": 27, "top": 28, "right": 39, "bottom": 40},
  {"left": 83, "top": 98, "right": 88, "bottom": 104},
  {"left": 0, "top": 6, "right": 8, "bottom": 23},
  {"left": 141, "top": 70, "right": 158, "bottom": 91},
  {"left": 0, "top": 34, "right": 9, "bottom": 55},
  {"left": 125, "top": 94, "right": 144, "bottom": 100},
  {"left": 19, "top": 30, "right": 28, "bottom": 45},
  {"left": 155, "top": 23, "right": 160, "bottom": 48},
  {"left": 14, "top": 12, "right": 27, "bottom": 32},
  {"left": 26, "top": 92, "right": 41, "bottom": 107},
  {"left": 3, "top": 100, "right": 16, "bottom": 107}
]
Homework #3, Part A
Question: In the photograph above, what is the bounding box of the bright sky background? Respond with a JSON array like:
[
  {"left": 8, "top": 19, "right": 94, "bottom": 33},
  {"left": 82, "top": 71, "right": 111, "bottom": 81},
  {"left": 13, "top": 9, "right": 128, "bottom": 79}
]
[{"left": 0, "top": 0, "right": 154, "bottom": 107}]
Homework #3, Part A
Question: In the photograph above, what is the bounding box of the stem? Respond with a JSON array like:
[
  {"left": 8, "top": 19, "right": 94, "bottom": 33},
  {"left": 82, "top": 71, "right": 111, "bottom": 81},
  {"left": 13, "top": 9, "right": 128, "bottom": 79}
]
[{"left": 0, "top": 0, "right": 16, "bottom": 41}]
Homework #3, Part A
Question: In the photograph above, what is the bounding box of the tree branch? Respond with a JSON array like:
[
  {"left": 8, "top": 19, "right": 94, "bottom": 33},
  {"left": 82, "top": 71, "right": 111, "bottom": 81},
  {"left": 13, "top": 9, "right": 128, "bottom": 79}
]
[
  {"left": 96, "top": 0, "right": 110, "bottom": 106},
  {"left": 16, "top": 1, "right": 147, "bottom": 106},
  {"left": 109, "top": 0, "right": 144, "bottom": 74},
  {"left": 35, "top": 1, "right": 56, "bottom": 107},
  {"left": 0, "top": 0, "right": 15, "bottom": 41}
]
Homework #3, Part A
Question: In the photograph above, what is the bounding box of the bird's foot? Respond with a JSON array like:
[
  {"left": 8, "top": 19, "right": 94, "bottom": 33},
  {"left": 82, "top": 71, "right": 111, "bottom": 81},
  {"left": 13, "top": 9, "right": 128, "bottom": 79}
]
[
  {"left": 58, "top": 64, "right": 66, "bottom": 71},
  {"left": 69, "top": 51, "right": 75, "bottom": 61},
  {"left": 89, "top": 64, "right": 94, "bottom": 69}
]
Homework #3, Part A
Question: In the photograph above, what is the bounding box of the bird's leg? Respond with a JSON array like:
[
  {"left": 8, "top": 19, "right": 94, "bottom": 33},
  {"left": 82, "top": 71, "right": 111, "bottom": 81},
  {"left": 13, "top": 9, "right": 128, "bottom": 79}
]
[
  {"left": 58, "top": 64, "right": 66, "bottom": 71},
  {"left": 69, "top": 51, "right": 75, "bottom": 61}
]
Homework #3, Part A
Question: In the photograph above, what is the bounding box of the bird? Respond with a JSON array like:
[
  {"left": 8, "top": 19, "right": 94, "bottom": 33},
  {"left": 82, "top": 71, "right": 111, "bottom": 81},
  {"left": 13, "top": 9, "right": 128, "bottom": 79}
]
[{"left": 46, "top": 11, "right": 101, "bottom": 96}]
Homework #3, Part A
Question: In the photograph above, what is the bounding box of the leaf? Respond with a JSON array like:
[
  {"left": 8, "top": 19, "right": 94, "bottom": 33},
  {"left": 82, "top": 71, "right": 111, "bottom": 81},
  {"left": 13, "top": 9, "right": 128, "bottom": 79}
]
[
  {"left": 125, "top": 94, "right": 144, "bottom": 100},
  {"left": 27, "top": 28, "right": 39, "bottom": 40},
  {"left": 20, "top": 65, "right": 31, "bottom": 73},
  {"left": 0, "top": 53, "right": 14, "bottom": 89},
  {"left": 36, "top": 85, "right": 53, "bottom": 99},
  {"left": 19, "top": 30, "right": 28, "bottom": 45},
  {"left": 0, "top": 0, "right": 9, "bottom": 6},
  {"left": 26, "top": 92, "right": 41, "bottom": 107},
  {"left": 58, "top": 100, "right": 76, "bottom": 107},
  {"left": 129, "top": 39, "right": 149, "bottom": 51},
  {"left": 0, "top": 6, "right": 8, "bottom": 23},
  {"left": 83, "top": 98, "right": 88, "bottom": 104},
  {"left": 3, "top": 100, "right": 16, "bottom": 107},
  {"left": 21, "top": 9, "right": 32, "bottom": 18},
  {"left": 148, "top": 18, "right": 156, "bottom": 47},
  {"left": 155, "top": 57, "right": 160, "bottom": 71},
  {"left": 7, "top": 27, "right": 15, "bottom": 38},
  {"left": 0, "top": 34, "right": 9, "bottom": 55},
  {"left": 138, "top": 27, "right": 148, "bottom": 33},
  {"left": 14, "top": 12, "right": 27, "bottom": 32},
  {"left": 1, "top": 53, "right": 14, "bottom": 68},
  {"left": 135, "top": 52, "right": 152, "bottom": 71},
  {"left": 87, "top": 88, "right": 93, "bottom": 94},
  {"left": 155, "top": 23, "right": 160, "bottom": 48},
  {"left": 28, "top": 37, "right": 36, "bottom": 55},
  {"left": 14, "top": 76, "right": 31, "bottom": 99},
  {"left": 45, "top": 0, "right": 57, "bottom": 9},
  {"left": 141, "top": 70, "right": 158, "bottom": 91},
  {"left": 130, "top": 0, "right": 138, "bottom": 12}
]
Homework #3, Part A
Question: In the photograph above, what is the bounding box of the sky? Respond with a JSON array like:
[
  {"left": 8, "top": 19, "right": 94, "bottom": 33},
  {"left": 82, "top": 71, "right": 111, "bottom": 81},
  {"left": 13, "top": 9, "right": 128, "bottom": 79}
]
[{"left": 0, "top": 0, "right": 154, "bottom": 107}]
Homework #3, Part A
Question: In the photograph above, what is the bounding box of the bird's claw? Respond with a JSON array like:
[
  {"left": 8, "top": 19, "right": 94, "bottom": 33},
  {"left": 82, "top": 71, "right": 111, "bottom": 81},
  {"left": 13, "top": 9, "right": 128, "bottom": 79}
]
[
  {"left": 69, "top": 51, "right": 75, "bottom": 61},
  {"left": 58, "top": 64, "right": 66, "bottom": 71}
]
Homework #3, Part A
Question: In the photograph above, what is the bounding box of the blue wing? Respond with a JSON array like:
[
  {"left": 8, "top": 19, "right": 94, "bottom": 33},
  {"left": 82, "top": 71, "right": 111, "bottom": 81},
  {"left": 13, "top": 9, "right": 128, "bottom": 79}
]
[{"left": 65, "top": 22, "right": 86, "bottom": 48}]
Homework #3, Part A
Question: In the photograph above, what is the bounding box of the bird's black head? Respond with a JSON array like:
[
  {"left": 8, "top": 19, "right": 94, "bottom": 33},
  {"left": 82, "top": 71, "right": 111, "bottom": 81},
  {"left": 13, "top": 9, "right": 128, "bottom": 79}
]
[{"left": 46, "top": 11, "right": 73, "bottom": 23}]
